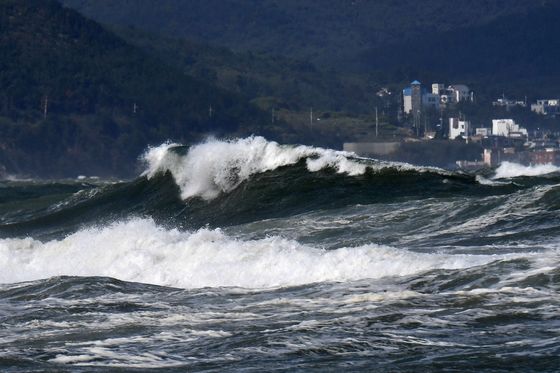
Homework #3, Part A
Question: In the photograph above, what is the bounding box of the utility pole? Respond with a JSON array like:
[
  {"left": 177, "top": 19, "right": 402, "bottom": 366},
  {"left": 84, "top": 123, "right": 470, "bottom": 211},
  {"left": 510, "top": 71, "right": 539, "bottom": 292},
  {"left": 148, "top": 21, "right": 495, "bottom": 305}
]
[
  {"left": 133, "top": 102, "right": 138, "bottom": 114},
  {"left": 272, "top": 107, "right": 275, "bottom": 124},
  {"left": 465, "top": 117, "right": 469, "bottom": 144},
  {"left": 375, "top": 106, "right": 379, "bottom": 138},
  {"left": 416, "top": 110, "right": 420, "bottom": 137},
  {"left": 310, "top": 107, "right": 313, "bottom": 127},
  {"left": 209, "top": 105, "right": 213, "bottom": 118}
]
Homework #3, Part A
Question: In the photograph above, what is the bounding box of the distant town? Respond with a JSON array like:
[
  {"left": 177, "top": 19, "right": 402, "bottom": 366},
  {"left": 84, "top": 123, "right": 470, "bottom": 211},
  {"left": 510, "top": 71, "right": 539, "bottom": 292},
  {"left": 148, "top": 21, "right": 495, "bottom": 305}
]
[{"left": 345, "top": 80, "right": 560, "bottom": 169}]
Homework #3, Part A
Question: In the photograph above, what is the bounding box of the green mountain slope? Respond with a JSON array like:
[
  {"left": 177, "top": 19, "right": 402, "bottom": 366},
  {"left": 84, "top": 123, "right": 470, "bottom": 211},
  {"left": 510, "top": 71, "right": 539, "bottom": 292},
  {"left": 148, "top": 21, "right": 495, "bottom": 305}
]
[{"left": 0, "top": 0, "right": 267, "bottom": 177}]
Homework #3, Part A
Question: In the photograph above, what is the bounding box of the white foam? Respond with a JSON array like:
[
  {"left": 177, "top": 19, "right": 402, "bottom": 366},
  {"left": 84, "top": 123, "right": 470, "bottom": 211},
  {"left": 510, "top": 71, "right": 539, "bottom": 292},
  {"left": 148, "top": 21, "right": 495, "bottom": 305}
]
[
  {"left": 142, "top": 137, "right": 437, "bottom": 200},
  {"left": 0, "top": 219, "right": 522, "bottom": 289},
  {"left": 493, "top": 161, "right": 560, "bottom": 179},
  {"left": 475, "top": 175, "right": 511, "bottom": 186}
]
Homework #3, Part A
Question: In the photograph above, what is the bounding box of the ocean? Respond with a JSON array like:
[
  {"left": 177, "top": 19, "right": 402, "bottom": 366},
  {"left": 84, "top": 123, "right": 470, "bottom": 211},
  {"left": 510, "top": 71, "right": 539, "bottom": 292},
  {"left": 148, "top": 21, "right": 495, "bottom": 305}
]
[{"left": 0, "top": 136, "right": 559, "bottom": 372}]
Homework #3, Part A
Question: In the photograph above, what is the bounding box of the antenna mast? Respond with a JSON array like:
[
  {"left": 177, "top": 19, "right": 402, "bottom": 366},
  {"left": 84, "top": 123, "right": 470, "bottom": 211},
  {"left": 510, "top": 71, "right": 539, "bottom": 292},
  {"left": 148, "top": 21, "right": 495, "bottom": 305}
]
[
  {"left": 375, "top": 106, "right": 379, "bottom": 138},
  {"left": 43, "top": 95, "right": 48, "bottom": 120}
]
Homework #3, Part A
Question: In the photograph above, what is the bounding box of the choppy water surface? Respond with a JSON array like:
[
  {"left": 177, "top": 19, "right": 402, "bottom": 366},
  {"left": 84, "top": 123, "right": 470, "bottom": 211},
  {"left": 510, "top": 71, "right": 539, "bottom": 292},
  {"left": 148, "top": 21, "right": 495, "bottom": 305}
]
[{"left": 1, "top": 137, "right": 559, "bottom": 372}]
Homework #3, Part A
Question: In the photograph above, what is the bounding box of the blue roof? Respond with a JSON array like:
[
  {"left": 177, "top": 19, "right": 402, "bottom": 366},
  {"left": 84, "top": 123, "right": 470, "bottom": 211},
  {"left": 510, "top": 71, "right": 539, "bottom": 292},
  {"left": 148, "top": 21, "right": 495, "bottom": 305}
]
[{"left": 411, "top": 80, "right": 421, "bottom": 85}]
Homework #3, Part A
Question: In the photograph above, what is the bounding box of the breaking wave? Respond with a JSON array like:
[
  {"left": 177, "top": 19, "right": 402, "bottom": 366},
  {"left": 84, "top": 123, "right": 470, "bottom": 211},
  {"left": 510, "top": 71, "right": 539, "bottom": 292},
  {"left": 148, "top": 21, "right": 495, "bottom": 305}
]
[
  {"left": 141, "top": 136, "right": 444, "bottom": 200},
  {"left": 0, "top": 218, "right": 525, "bottom": 289},
  {"left": 493, "top": 161, "right": 560, "bottom": 179}
]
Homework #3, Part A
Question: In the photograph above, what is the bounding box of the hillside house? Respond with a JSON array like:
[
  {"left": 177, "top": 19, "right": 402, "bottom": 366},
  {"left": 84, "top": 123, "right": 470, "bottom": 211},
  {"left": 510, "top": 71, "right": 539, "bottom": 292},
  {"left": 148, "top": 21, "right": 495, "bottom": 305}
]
[{"left": 531, "top": 99, "right": 560, "bottom": 116}]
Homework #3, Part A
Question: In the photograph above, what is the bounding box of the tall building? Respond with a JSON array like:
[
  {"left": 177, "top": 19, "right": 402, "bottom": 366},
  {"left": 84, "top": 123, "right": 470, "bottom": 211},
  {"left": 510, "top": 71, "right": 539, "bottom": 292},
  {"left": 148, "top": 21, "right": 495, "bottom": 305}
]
[
  {"left": 492, "top": 119, "right": 528, "bottom": 137},
  {"left": 402, "top": 81, "right": 440, "bottom": 115},
  {"left": 411, "top": 80, "right": 423, "bottom": 121}
]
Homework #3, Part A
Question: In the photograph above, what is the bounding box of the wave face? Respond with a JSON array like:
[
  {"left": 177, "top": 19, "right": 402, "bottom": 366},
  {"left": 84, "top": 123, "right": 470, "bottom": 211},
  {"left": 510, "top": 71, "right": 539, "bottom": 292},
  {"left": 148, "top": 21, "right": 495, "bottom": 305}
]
[
  {"left": 1, "top": 137, "right": 560, "bottom": 372},
  {"left": 142, "top": 136, "right": 439, "bottom": 200}
]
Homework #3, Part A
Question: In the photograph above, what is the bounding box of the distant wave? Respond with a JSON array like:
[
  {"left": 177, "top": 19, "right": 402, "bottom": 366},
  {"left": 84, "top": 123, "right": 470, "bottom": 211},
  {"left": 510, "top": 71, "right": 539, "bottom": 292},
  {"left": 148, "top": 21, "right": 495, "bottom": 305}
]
[
  {"left": 0, "top": 218, "right": 523, "bottom": 289},
  {"left": 493, "top": 161, "right": 560, "bottom": 179},
  {"left": 142, "top": 136, "right": 446, "bottom": 200}
]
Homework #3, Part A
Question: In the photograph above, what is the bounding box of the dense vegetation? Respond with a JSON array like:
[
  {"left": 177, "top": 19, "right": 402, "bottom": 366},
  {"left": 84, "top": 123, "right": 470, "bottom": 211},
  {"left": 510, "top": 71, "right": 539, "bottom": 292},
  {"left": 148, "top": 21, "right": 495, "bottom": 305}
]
[
  {"left": 60, "top": 0, "right": 552, "bottom": 69},
  {"left": 114, "top": 27, "right": 376, "bottom": 114},
  {"left": 61, "top": 1, "right": 560, "bottom": 96},
  {"left": 0, "top": 0, "right": 268, "bottom": 177}
]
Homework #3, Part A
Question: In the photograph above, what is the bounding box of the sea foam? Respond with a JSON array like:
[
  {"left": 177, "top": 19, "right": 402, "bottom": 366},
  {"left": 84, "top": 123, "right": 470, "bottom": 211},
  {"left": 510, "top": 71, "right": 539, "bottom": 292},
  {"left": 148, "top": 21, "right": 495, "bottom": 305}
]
[
  {"left": 0, "top": 218, "right": 518, "bottom": 289},
  {"left": 493, "top": 161, "right": 560, "bottom": 179},
  {"left": 142, "top": 137, "right": 438, "bottom": 200}
]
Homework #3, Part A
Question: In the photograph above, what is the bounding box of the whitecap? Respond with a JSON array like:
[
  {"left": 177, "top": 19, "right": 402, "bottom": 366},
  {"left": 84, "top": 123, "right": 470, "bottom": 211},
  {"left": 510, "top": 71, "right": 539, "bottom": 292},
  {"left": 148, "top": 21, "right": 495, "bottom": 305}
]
[{"left": 0, "top": 218, "right": 526, "bottom": 289}]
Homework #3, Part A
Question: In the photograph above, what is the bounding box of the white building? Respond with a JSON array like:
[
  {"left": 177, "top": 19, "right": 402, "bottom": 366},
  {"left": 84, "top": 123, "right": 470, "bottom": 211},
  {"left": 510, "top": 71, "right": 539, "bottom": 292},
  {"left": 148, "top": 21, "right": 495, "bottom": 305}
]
[
  {"left": 492, "top": 119, "right": 528, "bottom": 137},
  {"left": 403, "top": 81, "right": 472, "bottom": 116},
  {"left": 531, "top": 99, "right": 560, "bottom": 116},
  {"left": 475, "top": 128, "right": 490, "bottom": 137},
  {"left": 448, "top": 84, "right": 471, "bottom": 102},
  {"left": 432, "top": 83, "right": 444, "bottom": 95},
  {"left": 403, "top": 93, "right": 412, "bottom": 114},
  {"left": 449, "top": 118, "right": 470, "bottom": 139}
]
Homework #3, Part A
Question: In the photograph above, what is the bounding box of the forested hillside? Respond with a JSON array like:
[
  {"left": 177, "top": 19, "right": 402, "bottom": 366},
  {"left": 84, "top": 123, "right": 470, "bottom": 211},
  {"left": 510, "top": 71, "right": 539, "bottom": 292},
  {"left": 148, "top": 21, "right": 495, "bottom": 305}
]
[
  {"left": 60, "top": 0, "right": 553, "bottom": 68},
  {"left": 0, "top": 0, "right": 267, "bottom": 177},
  {"left": 113, "top": 27, "right": 376, "bottom": 114},
  {"left": 60, "top": 0, "right": 560, "bottom": 102}
]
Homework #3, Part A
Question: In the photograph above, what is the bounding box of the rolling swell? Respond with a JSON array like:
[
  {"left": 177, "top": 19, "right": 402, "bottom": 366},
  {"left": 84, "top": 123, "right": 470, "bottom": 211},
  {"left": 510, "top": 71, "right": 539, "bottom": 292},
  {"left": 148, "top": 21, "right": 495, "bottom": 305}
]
[
  {"left": 1, "top": 137, "right": 557, "bottom": 240},
  {"left": 0, "top": 166, "right": 514, "bottom": 240},
  {"left": 0, "top": 175, "right": 184, "bottom": 240}
]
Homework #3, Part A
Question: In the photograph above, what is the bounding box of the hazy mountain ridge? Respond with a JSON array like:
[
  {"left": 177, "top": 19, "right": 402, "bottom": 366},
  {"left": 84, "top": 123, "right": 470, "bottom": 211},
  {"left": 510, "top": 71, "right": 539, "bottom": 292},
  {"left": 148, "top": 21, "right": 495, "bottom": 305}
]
[
  {"left": 60, "top": 0, "right": 560, "bottom": 99},
  {"left": 362, "top": 2, "right": 560, "bottom": 98},
  {"left": 60, "top": 0, "right": 553, "bottom": 68}
]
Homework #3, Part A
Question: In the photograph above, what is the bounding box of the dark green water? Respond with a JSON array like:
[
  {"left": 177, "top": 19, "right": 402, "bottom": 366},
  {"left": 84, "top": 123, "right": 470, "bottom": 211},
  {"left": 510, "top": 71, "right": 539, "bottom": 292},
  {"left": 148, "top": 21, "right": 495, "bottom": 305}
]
[{"left": 0, "top": 137, "right": 559, "bottom": 372}]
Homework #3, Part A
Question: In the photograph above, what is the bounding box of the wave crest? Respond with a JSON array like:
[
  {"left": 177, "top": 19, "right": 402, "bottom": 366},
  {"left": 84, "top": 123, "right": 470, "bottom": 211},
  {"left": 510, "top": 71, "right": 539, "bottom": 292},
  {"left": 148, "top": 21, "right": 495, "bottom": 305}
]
[
  {"left": 142, "top": 137, "right": 440, "bottom": 200},
  {"left": 493, "top": 161, "right": 560, "bottom": 179}
]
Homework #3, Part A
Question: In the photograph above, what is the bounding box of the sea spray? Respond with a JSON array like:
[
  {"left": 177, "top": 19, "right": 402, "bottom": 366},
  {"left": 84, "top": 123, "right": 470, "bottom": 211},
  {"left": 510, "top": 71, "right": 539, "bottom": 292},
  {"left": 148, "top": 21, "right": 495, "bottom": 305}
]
[
  {"left": 142, "top": 137, "right": 446, "bottom": 200},
  {"left": 493, "top": 161, "right": 560, "bottom": 179},
  {"left": 0, "top": 218, "right": 518, "bottom": 289}
]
